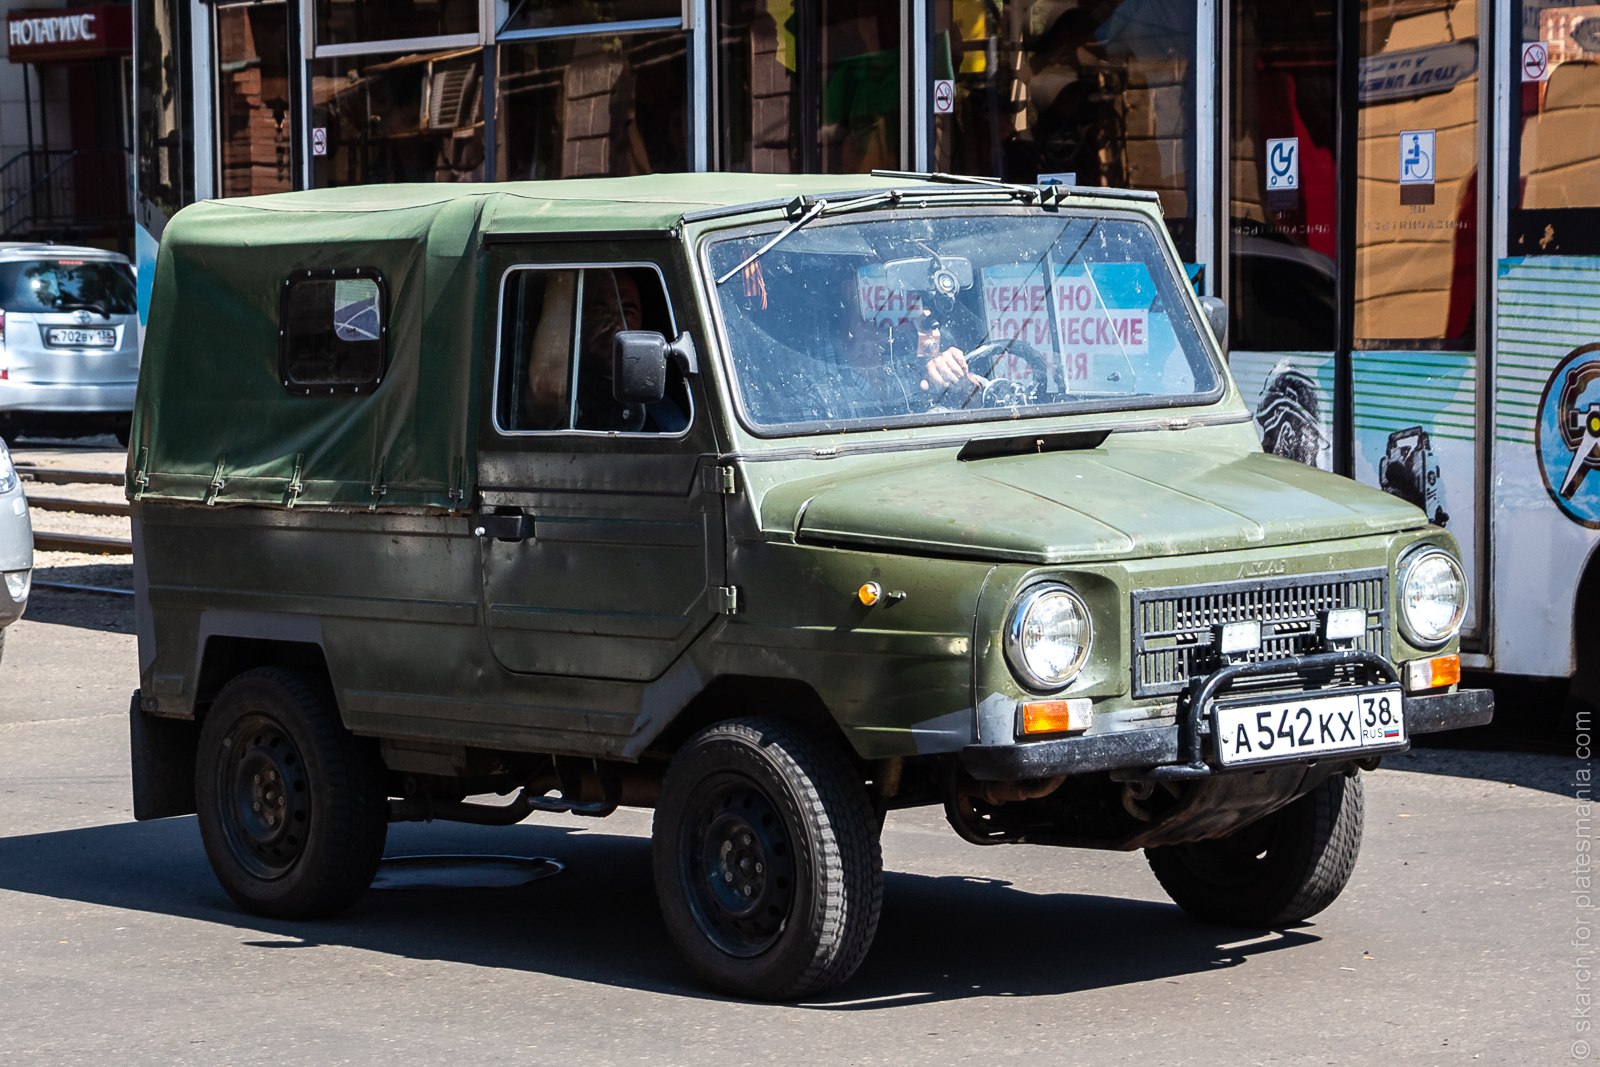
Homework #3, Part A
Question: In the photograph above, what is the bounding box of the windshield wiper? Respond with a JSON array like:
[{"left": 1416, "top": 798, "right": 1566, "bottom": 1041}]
[{"left": 714, "top": 191, "right": 906, "bottom": 286}]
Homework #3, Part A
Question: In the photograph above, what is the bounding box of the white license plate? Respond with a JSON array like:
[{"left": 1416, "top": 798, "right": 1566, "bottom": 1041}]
[
  {"left": 47, "top": 327, "right": 116, "bottom": 347},
  {"left": 1213, "top": 687, "right": 1406, "bottom": 767}
]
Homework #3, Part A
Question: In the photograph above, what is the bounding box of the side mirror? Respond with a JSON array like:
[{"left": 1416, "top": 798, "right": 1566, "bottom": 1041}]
[
  {"left": 1198, "top": 295, "right": 1228, "bottom": 352},
  {"left": 613, "top": 330, "right": 699, "bottom": 404}
]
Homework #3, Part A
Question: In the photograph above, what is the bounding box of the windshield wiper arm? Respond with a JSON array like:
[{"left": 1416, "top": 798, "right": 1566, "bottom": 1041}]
[{"left": 714, "top": 190, "right": 906, "bottom": 286}]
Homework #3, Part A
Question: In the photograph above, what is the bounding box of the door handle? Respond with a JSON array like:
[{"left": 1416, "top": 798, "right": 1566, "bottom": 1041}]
[{"left": 473, "top": 511, "right": 531, "bottom": 542}]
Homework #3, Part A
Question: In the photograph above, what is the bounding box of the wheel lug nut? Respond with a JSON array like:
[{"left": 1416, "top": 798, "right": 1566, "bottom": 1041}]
[
  {"left": 253, "top": 802, "right": 261, "bottom": 812},
  {"left": 742, "top": 886, "right": 752, "bottom": 897},
  {"left": 740, "top": 834, "right": 751, "bottom": 846},
  {"left": 253, "top": 774, "right": 261, "bottom": 785},
  {"left": 755, "top": 863, "right": 764, "bottom": 874},
  {"left": 723, "top": 871, "right": 733, "bottom": 883}
]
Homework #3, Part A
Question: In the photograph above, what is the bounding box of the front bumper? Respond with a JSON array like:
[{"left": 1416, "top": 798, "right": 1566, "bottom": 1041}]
[{"left": 961, "top": 686, "right": 1494, "bottom": 782}]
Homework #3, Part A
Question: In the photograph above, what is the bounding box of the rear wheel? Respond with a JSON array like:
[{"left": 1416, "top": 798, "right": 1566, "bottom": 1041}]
[
  {"left": 653, "top": 718, "right": 882, "bottom": 1000},
  {"left": 195, "top": 667, "right": 387, "bottom": 918},
  {"left": 1145, "top": 772, "right": 1364, "bottom": 926}
]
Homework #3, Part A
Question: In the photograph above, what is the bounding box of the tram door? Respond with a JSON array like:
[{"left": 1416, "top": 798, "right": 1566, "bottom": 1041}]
[{"left": 1226, "top": 0, "right": 1484, "bottom": 640}]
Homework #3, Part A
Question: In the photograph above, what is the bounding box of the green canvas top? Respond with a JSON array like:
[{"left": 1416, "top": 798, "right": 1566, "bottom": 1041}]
[{"left": 127, "top": 173, "right": 1158, "bottom": 512}]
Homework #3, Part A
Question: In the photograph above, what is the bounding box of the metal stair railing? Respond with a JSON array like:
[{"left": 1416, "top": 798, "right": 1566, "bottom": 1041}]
[{"left": 0, "top": 148, "right": 131, "bottom": 239}]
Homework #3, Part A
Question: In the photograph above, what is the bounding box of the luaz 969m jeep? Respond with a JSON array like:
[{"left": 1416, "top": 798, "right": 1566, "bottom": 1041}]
[{"left": 127, "top": 173, "right": 1492, "bottom": 999}]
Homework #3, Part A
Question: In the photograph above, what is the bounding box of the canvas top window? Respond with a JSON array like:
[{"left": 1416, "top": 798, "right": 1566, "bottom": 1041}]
[{"left": 279, "top": 270, "right": 387, "bottom": 394}]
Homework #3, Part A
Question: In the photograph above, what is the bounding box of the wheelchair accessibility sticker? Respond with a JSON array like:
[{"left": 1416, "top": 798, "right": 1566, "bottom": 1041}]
[{"left": 1536, "top": 343, "right": 1600, "bottom": 528}]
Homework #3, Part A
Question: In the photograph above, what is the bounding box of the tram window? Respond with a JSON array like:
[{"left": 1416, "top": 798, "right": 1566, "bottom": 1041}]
[
  {"left": 314, "top": 0, "right": 477, "bottom": 48},
  {"left": 1228, "top": 0, "right": 1338, "bottom": 352},
  {"left": 310, "top": 49, "right": 486, "bottom": 187},
  {"left": 716, "top": 0, "right": 901, "bottom": 174},
  {"left": 929, "top": 0, "right": 1198, "bottom": 263},
  {"left": 1510, "top": 2, "right": 1600, "bottom": 256},
  {"left": 495, "top": 32, "right": 688, "bottom": 181},
  {"left": 1353, "top": 0, "right": 1479, "bottom": 349},
  {"left": 135, "top": 0, "right": 195, "bottom": 228}
]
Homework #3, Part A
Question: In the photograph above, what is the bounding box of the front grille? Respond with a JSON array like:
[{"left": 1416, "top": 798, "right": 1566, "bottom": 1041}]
[{"left": 1132, "top": 569, "right": 1388, "bottom": 698}]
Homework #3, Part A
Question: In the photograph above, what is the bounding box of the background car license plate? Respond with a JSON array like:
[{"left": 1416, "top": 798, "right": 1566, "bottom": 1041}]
[
  {"left": 47, "top": 327, "right": 115, "bottom": 347},
  {"left": 1213, "top": 687, "right": 1406, "bottom": 767}
]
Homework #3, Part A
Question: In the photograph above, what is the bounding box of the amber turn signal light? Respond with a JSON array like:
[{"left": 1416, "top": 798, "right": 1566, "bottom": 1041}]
[
  {"left": 1404, "top": 653, "right": 1460, "bottom": 692},
  {"left": 1020, "top": 698, "right": 1093, "bottom": 735}
]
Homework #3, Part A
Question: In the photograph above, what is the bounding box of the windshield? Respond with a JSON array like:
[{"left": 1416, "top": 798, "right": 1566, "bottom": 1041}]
[
  {"left": 706, "top": 210, "right": 1220, "bottom": 433},
  {"left": 0, "top": 259, "right": 137, "bottom": 315}
]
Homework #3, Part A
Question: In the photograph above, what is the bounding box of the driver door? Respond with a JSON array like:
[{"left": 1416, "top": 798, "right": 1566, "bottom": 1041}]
[{"left": 475, "top": 244, "right": 723, "bottom": 683}]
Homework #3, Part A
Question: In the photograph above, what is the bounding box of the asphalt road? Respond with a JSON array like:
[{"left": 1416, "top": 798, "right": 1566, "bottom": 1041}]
[{"left": 0, "top": 585, "right": 1589, "bottom": 1066}]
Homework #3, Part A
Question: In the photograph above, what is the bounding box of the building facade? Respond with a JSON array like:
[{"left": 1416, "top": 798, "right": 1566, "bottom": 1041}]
[{"left": 2, "top": 3, "right": 132, "bottom": 249}]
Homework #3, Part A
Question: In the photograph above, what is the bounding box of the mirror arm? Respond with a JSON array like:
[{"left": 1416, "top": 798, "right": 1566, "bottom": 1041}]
[{"left": 667, "top": 332, "right": 699, "bottom": 376}]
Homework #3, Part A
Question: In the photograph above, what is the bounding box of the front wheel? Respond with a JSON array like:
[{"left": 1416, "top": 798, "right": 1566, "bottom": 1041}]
[
  {"left": 1145, "top": 771, "right": 1364, "bottom": 926},
  {"left": 652, "top": 718, "right": 882, "bottom": 1000},
  {"left": 195, "top": 667, "right": 388, "bottom": 919}
]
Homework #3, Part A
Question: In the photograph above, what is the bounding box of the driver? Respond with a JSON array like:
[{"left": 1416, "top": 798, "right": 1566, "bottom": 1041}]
[{"left": 815, "top": 277, "right": 982, "bottom": 418}]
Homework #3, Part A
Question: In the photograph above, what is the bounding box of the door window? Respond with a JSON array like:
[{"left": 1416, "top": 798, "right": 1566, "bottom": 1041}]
[{"left": 494, "top": 265, "right": 688, "bottom": 433}]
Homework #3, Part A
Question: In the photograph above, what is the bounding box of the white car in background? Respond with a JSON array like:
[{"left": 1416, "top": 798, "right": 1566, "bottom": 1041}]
[
  {"left": 0, "top": 243, "right": 140, "bottom": 445},
  {"left": 0, "top": 438, "right": 31, "bottom": 665}
]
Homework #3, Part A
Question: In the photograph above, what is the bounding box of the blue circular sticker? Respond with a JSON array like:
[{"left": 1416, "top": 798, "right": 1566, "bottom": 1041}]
[{"left": 1536, "top": 343, "right": 1600, "bottom": 528}]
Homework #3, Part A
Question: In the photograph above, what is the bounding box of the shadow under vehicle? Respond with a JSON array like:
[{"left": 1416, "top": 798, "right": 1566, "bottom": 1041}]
[{"left": 125, "top": 173, "right": 1491, "bottom": 1000}]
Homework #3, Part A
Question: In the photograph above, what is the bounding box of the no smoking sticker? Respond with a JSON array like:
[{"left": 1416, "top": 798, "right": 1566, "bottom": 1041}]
[
  {"left": 933, "top": 80, "right": 955, "bottom": 115},
  {"left": 1522, "top": 41, "right": 1550, "bottom": 82}
]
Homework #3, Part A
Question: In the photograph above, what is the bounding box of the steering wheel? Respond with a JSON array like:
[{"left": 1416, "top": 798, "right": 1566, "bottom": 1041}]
[{"left": 957, "top": 338, "right": 1052, "bottom": 409}]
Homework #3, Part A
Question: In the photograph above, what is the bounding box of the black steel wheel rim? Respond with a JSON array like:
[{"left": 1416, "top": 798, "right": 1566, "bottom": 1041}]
[
  {"left": 216, "top": 712, "right": 312, "bottom": 880},
  {"left": 679, "top": 772, "right": 796, "bottom": 959}
]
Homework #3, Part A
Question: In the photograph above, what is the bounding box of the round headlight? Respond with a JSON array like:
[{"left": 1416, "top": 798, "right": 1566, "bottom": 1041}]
[
  {"left": 1399, "top": 548, "right": 1466, "bottom": 648},
  {"left": 1005, "top": 584, "right": 1093, "bottom": 690}
]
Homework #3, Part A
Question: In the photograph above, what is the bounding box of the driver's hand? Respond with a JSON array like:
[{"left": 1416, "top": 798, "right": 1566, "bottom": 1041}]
[{"left": 916, "top": 319, "right": 980, "bottom": 392}]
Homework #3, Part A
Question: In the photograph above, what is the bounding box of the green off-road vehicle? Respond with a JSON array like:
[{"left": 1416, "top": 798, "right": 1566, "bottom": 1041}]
[{"left": 128, "top": 173, "right": 1492, "bottom": 999}]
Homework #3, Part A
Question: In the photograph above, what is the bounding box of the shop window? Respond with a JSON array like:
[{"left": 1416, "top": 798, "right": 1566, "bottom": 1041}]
[
  {"left": 1510, "top": 1, "right": 1600, "bottom": 256},
  {"left": 216, "top": 3, "right": 292, "bottom": 197},
  {"left": 1354, "top": 0, "right": 1478, "bottom": 349},
  {"left": 315, "top": 0, "right": 478, "bottom": 49},
  {"left": 280, "top": 270, "right": 388, "bottom": 395},
  {"left": 1228, "top": 0, "right": 1338, "bottom": 352},
  {"left": 929, "top": 0, "right": 1195, "bottom": 261},
  {"left": 715, "top": 0, "right": 901, "bottom": 173},
  {"left": 496, "top": 266, "right": 687, "bottom": 433},
  {"left": 495, "top": 34, "right": 686, "bottom": 180},
  {"left": 310, "top": 49, "right": 485, "bottom": 186}
]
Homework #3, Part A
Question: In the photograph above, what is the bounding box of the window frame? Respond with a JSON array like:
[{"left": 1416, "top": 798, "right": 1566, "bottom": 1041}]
[
  {"left": 490, "top": 259, "right": 690, "bottom": 439},
  {"left": 277, "top": 266, "right": 390, "bottom": 396}
]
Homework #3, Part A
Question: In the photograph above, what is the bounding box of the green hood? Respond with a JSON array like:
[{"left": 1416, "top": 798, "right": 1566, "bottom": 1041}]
[{"left": 784, "top": 434, "right": 1425, "bottom": 563}]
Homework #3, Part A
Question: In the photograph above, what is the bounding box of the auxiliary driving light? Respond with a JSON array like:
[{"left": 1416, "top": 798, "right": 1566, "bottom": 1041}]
[
  {"left": 1218, "top": 619, "right": 1262, "bottom": 654},
  {"left": 1323, "top": 607, "right": 1367, "bottom": 643}
]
